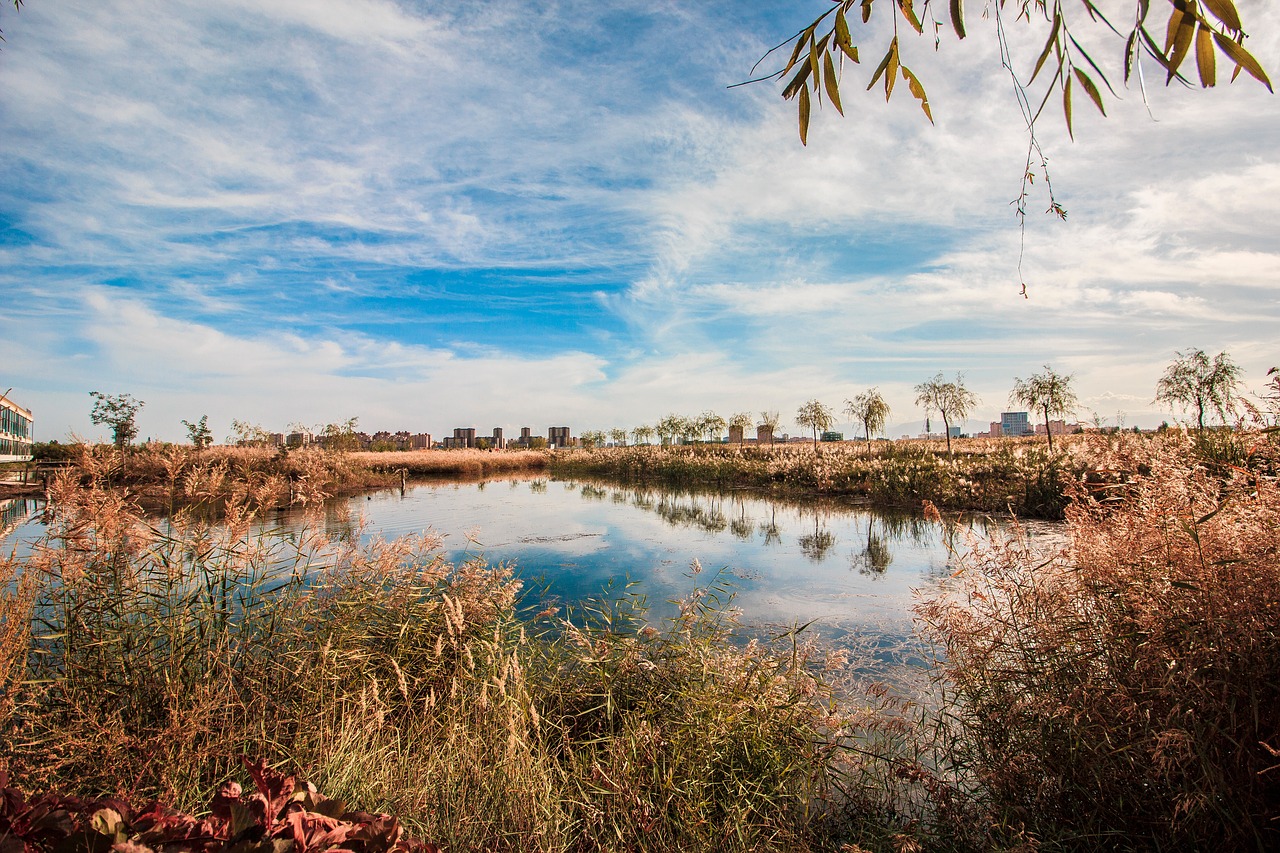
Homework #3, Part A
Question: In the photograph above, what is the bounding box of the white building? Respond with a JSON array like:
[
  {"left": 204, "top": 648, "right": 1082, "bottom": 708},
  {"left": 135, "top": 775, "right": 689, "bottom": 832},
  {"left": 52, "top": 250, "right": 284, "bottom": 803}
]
[{"left": 0, "top": 395, "right": 33, "bottom": 463}]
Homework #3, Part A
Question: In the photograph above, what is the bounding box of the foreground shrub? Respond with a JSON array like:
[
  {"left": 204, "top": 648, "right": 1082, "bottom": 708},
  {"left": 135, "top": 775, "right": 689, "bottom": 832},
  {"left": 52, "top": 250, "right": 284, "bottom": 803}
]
[
  {"left": 0, "top": 466, "right": 908, "bottom": 851},
  {"left": 919, "top": 436, "right": 1280, "bottom": 850},
  {"left": 0, "top": 757, "right": 436, "bottom": 852}
]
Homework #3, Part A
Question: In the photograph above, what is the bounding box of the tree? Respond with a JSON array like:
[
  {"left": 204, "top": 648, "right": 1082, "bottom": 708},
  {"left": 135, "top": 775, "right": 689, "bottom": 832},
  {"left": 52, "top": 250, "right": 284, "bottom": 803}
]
[
  {"left": 89, "top": 391, "right": 144, "bottom": 448},
  {"left": 757, "top": 0, "right": 1271, "bottom": 294},
  {"left": 228, "top": 419, "right": 272, "bottom": 447},
  {"left": 762, "top": 0, "right": 1269, "bottom": 158},
  {"left": 844, "top": 389, "right": 891, "bottom": 457},
  {"left": 758, "top": 410, "right": 782, "bottom": 445},
  {"left": 632, "top": 424, "right": 655, "bottom": 446},
  {"left": 319, "top": 417, "right": 361, "bottom": 452},
  {"left": 795, "top": 400, "right": 835, "bottom": 446},
  {"left": 655, "top": 415, "right": 678, "bottom": 446},
  {"left": 696, "top": 410, "right": 726, "bottom": 443},
  {"left": 728, "top": 411, "right": 753, "bottom": 441},
  {"left": 1154, "top": 348, "right": 1243, "bottom": 432},
  {"left": 1010, "top": 366, "right": 1079, "bottom": 452},
  {"left": 915, "top": 373, "right": 978, "bottom": 454},
  {"left": 579, "top": 429, "right": 607, "bottom": 449},
  {"left": 609, "top": 427, "right": 628, "bottom": 447},
  {"left": 182, "top": 415, "right": 213, "bottom": 450}
]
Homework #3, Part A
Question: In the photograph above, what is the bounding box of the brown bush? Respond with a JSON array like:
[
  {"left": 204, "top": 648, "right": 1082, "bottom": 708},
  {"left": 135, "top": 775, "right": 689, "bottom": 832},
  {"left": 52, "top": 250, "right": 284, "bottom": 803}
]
[{"left": 918, "top": 435, "right": 1280, "bottom": 850}]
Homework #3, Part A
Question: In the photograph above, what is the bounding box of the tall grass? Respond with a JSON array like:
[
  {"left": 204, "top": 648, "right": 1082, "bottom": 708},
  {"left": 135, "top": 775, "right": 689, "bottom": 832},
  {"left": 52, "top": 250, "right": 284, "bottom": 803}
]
[
  {"left": 917, "top": 432, "right": 1280, "bottom": 850},
  {"left": 5, "top": 433, "right": 1278, "bottom": 850},
  {"left": 551, "top": 437, "right": 1090, "bottom": 519},
  {"left": 0, "top": 453, "right": 906, "bottom": 851},
  {"left": 348, "top": 448, "right": 550, "bottom": 478}
]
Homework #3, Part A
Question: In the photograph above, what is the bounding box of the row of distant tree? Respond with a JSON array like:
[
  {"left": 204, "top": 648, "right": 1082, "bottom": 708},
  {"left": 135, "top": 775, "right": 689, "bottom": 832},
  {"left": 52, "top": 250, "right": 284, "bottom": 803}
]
[
  {"left": 579, "top": 350, "right": 1278, "bottom": 455},
  {"left": 78, "top": 349, "right": 1276, "bottom": 453}
]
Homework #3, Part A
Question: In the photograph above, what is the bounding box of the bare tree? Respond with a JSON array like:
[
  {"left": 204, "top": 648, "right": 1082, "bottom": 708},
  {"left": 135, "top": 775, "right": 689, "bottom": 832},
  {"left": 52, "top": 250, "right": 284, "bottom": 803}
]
[
  {"left": 915, "top": 373, "right": 979, "bottom": 454},
  {"left": 757, "top": 411, "right": 782, "bottom": 445},
  {"left": 1010, "top": 366, "right": 1079, "bottom": 452},
  {"left": 845, "top": 389, "right": 891, "bottom": 458},
  {"left": 796, "top": 400, "right": 835, "bottom": 446},
  {"left": 1155, "top": 349, "right": 1243, "bottom": 432}
]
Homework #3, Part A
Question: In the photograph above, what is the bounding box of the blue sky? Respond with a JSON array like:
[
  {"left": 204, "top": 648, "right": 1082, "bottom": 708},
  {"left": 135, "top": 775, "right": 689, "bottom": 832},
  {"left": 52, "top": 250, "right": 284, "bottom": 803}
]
[{"left": 2, "top": 0, "right": 1277, "bottom": 442}]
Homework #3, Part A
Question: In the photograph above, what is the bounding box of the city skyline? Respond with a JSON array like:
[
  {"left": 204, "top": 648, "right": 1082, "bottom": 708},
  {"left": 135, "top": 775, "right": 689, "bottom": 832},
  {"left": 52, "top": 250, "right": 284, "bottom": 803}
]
[{"left": 2, "top": 1, "right": 1277, "bottom": 443}]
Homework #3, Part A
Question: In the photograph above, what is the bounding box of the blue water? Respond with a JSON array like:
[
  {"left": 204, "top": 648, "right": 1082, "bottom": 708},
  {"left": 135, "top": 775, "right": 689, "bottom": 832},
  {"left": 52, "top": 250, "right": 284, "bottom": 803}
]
[
  {"left": 258, "top": 476, "right": 992, "bottom": 638},
  {"left": 3, "top": 478, "right": 1021, "bottom": 640}
]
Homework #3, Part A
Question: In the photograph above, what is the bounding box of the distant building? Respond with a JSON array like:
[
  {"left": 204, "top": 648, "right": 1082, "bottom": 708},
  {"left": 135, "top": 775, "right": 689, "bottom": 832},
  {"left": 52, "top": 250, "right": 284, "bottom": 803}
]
[
  {"left": 756, "top": 425, "right": 774, "bottom": 444},
  {"left": 820, "top": 431, "right": 844, "bottom": 442},
  {"left": 989, "top": 421, "right": 1003, "bottom": 437},
  {"left": 548, "top": 426, "right": 571, "bottom": 449},
  {"left": 410, "top": 433, "right": 432, "bottom": 449},
  {"left": 948, "top": 426, "right": 962, "bottom": 439},
  {"left": 728, "top": 425, "right": 744, "bottom": 444},
  {"left": 452, "top": 427, "right": 477, "bottom": 449},
  {"left": 0, "top": 395, "right": 33, "bottom": 463},
  {"left": 1001, "top": 411, "right": 1033, "bottom": 437},
  {"left": 1035, "top": 420, "right": 1070, "bottom": 437},
  {"left": 489, "top": 427, "right": 505, "bottom": 449}
]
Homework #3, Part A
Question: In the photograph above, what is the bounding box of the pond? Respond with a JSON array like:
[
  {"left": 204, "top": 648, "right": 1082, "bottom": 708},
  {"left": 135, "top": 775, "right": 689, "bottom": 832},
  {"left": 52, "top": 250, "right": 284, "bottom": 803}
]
[
  {"left": 4, "top": 478, "right": 1035, "bottom": 645},
  {"left": 259, "top": 475, "right": 1000, "bottom": 641}
]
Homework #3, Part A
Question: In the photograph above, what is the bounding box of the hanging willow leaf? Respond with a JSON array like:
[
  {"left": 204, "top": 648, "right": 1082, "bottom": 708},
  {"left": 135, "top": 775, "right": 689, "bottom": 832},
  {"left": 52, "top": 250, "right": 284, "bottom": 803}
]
[
  {"left": 1166, "top": 6, "right": 1196, "bottom": 83},
  {"left": 798, "top": 84, "right": 811, "bottom": 145},
  {"left": 861, "top": 0, "right": 873, "bottom": 25},
  {"left": 868, "top": 39, "right": 895, "bottom": 91},
  {"left": 901, "top": 65, "right": 933, "bottom": 122},
  {"left": 835, "top": 7, "right": 852, "bottom": 47},
  {"left": 1212, "top": 31, "right": 1274, "bottom": 91},
  {"left": 1030, "top": 13, "right": 1062, "bottom": 83},
  {"left": 950, "top": 0, "right": 966, "bottom": 39},
  {"left": 782, "top": 61, "right": 813, "bottom": 99},
  {"left": 1200, "top": 0, "right": 1241, "bottom": 32},
  {"left": 824, "top": 51, "right": 844, "bottom": 114},
  {"left": 784, "top": 25, "right": 814, "bottom": 74},
  {"left": 1195, "top": 23, "right": 1216, "bottom": 87},
  {"left": 1063, "top": 75, "right": 1074, "bottom": 140},
  {"left": 1123, "top": 30, "right": 1138, "bottom": 83},
  {"left": 885, "top": 39, "right": 900, "bottom": 99},
  {"left": 1073, "top": 67, "right": 1106, "bottom": 115},
  {"left": 899, "top": 0, "right": 924, "bottom": 34}
]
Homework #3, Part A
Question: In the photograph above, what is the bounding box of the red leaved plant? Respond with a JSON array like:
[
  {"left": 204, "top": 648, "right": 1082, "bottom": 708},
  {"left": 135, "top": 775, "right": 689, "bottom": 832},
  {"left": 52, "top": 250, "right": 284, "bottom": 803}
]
[{"left": 0, "top": 757, "right": 438, "bottom": 853}]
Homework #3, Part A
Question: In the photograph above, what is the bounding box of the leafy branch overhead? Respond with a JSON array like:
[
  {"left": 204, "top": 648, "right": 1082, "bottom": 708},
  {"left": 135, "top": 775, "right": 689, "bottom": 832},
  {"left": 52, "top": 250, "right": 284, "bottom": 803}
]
[{"left": 756, "top": 0, "right": 1270, "bottom": 146}]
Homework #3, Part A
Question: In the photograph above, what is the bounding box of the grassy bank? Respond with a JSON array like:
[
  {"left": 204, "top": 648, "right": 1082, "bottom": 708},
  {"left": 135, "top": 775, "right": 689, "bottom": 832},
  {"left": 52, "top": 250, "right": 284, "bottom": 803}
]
[
  {"left": 2, "top": 433, "right": 1277, "bottom": 850},
  {"left": 36, "top": 445, "right": 551, "bottom": 512},
  {"left": 548, "top": 436, "right": 1100, "bottom": 519}
]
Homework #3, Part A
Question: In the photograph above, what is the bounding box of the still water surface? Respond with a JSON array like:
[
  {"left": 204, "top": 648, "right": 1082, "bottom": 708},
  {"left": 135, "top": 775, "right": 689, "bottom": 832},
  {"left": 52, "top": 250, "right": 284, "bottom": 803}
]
[
  {"left": 4, "top": 479, "right": 1020, "bottom": 640},
  {"left": 262, "top": 476, "right": 992, "bottom": 638}
]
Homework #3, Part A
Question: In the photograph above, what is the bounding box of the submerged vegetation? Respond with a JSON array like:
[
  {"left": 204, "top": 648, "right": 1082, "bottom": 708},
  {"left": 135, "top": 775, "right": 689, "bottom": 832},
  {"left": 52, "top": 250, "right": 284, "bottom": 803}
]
[{"left": 2, "top": 430, "right": 1277, "bottom": 849}]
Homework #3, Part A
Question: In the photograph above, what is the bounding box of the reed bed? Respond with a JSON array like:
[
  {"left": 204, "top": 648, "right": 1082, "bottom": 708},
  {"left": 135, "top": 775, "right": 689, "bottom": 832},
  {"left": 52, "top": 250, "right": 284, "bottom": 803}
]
[
  {"left": 550, "top": 436, "right": 1095, "bottom": 519},
  {"left": 4, "top": 432, "right": 1277, "bottom": 850},
  {"left": 916, "top": 430, "right": 1280, "bottom": 850},
  {"left": 348, "top": 448, "right": 550, "bottom": 478},
  {"left": 0, "top": 453, "right": 908, "bottom": 851}
]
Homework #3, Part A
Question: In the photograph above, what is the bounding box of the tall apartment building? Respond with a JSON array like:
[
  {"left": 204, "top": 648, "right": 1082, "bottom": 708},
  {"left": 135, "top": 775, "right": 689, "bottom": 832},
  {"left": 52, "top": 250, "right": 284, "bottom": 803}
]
[
  {"left": 548, "top": 426, "right": 570, "bottom": 448},
  {"left": 490, "top": 427, "right": 505, "bottom": 449},
  {"left": 452, "top": 427, "right": 477, "bottom": 448},
  {"left": 0, "top": 396, "right": 33, "bottom": 463},
  {"left": 1000, "top": 411, "right": 1032, "bottom": 437}
]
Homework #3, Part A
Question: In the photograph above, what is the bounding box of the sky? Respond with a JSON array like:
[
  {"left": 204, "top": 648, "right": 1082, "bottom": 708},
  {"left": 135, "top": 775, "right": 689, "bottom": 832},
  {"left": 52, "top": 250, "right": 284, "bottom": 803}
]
[{"left": 1, "top": 0, "right": 1277, "bottom": 443}]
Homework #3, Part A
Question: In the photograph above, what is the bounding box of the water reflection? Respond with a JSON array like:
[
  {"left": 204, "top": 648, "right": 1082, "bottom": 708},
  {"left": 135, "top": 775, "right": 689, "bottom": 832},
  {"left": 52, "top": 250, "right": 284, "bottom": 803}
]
[
  {"left": 258, "top": 474, "right": 1006, "bottom": 637},
  {"left": 1, "top": 474, "right": 1006, "bottom": 639}
]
